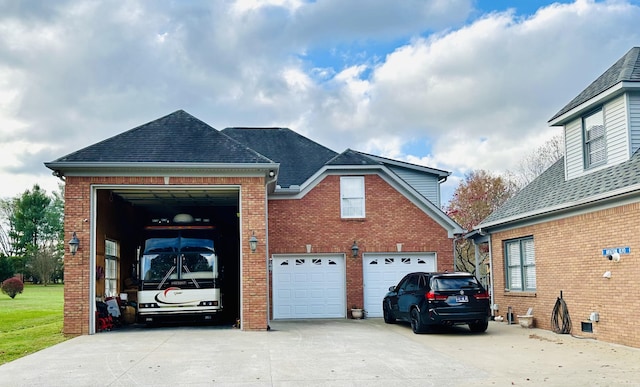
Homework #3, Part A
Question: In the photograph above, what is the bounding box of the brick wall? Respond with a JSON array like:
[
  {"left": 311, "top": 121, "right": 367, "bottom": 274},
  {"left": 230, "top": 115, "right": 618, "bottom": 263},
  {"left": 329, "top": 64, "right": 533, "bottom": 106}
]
[
  {"left": 63, "top": 175, "right": 268, "bottom": 334},
  {"left": 268, "top": 174, "right": 454, "bottom": 313},
  {"left": 490, "top": 201, "right": 640, "bottom": 348}
]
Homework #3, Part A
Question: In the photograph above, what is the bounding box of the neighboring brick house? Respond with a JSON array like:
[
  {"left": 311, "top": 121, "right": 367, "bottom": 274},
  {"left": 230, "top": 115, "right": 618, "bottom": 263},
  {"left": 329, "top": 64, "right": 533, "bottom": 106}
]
[
  {"left": 475, "top": 47, "right": 640, "bottom": 348},
  {"left": 45, "top": 110, "right": 463, "bottom": 334}
]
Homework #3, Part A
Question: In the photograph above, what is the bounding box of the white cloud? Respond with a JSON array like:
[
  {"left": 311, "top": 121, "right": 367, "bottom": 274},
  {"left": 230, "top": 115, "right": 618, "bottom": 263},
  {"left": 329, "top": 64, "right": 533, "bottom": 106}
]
[{"left": 0, "top": 0, "right": 639, "bottom": 203}]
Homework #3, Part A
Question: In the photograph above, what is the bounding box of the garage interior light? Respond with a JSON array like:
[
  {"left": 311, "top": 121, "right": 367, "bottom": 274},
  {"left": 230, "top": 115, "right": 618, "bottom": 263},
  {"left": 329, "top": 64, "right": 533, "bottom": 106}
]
[
  {"left": 249, "top": 232, "right": 258, "bottom": 253},
  {"left": 68, "top": 232, "right": 80, "bottom": 255}
]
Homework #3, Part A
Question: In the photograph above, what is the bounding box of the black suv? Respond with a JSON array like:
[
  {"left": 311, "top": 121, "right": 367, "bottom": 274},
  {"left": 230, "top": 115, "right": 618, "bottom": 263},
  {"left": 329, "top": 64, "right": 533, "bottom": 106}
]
[{"left": 382, "top": 272, "right": 490, "bottom": 333}]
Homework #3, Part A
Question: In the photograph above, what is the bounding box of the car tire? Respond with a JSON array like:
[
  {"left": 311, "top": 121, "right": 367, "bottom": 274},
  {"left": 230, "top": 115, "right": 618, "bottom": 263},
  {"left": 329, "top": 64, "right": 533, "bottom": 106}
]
[
  {"left": 410, "top": 308, "right": 426, "bottom": 334},
  {"left": 383, "top": 303, "right": 395, "bottom": 324},
  {"left": 469, "top": 320, "right": 488, "bottom": 333}
]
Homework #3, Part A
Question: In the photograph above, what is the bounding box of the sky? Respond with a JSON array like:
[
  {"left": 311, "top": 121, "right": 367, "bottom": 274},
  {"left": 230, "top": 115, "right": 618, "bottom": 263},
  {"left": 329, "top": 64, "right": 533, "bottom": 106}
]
[{"left": 1, "top": 0, "right": 640, "bottom": 206}]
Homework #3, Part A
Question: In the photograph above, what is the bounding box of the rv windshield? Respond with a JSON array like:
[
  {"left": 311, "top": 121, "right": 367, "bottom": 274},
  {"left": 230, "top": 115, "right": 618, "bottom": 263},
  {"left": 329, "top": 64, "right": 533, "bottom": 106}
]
[{"left": 141, "top": 237, "right": 216, "bottom": 282}]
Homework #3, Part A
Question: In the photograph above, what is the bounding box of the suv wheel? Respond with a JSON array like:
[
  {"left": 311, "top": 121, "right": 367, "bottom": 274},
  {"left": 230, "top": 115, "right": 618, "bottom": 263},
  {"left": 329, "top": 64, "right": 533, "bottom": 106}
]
[
  {"left": 410, "top": 308, "right": 426, "bottom": 334},
  {"left": 469, "top": 320, "right": 488, "bottom": 333},
  {"left": 383, "top": 303, "right": 395, "bottom": 324}
]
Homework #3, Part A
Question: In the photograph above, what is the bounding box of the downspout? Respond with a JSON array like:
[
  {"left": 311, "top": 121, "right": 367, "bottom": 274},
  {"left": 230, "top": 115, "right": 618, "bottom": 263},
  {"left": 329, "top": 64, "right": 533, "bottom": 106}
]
[{"left": 487, "top": 232, "right": 495, "bottom": 318}]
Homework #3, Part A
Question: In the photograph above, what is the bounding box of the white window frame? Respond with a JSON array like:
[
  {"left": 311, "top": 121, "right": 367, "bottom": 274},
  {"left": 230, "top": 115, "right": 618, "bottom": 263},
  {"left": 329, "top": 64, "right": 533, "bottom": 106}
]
[
  {"left": 583, "top": 108, "right": 606, "bottom": 168},
  {"left": 504, "top": 237, "right": 535, "bottom": 292},
  {"left": 105, "top": 239, "right": 119, "bottom": 298},
  {"left": 340, "top": 176, "right": 365, "bottom": 218}
]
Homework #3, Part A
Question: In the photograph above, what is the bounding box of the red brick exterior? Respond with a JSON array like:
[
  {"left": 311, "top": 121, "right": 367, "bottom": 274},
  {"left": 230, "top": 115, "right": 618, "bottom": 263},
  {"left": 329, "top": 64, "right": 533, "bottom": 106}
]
[
  {"left": 63, "top": 175, "right": 267, "bottom": 334},
  {"left": 268, "top": 174, "right": 454, "bottom": 313},
  {"left": 490, "top": 201, "right": 640, "bottom": 348},
  {"left": 63, "top": 173, "right": 454, "bottom": 334}
]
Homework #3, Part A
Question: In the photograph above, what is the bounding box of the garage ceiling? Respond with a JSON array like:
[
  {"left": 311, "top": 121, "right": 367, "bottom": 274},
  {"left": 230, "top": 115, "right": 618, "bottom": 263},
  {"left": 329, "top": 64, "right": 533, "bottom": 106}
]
[{"left": 110, "top": 188, "right": 239, "bottom": 211}]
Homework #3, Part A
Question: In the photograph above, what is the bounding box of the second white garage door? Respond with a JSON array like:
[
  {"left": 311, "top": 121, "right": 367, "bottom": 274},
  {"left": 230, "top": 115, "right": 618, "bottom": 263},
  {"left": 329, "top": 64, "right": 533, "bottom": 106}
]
[
  {"left": 272, "top": 255, "right": 346, "bottom": 319},
  {"left": 363, "top": 253, "right": 436, "bottom": 317}
]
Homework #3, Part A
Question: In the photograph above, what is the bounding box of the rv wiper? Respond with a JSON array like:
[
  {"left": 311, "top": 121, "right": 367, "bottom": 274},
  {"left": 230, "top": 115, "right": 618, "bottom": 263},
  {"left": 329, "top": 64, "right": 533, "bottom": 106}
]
[{"left": 158, "top": 266, "right": 176, "bottom": 289}]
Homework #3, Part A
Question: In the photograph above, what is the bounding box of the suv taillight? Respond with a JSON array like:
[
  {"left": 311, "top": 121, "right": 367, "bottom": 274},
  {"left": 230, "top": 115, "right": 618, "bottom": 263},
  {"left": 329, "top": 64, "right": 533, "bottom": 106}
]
[
  {"left": 474, "top": 291, "right": 490, "bottom": 300},
  {"left": 426, "top": 291, "right": 447, "bottom": 301}
]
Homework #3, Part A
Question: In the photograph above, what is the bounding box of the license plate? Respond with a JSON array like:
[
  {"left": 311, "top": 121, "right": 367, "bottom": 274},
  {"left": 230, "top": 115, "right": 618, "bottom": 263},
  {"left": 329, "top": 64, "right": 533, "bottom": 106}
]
[{"left": 456, "top": 295, "right": 469, "bottom": 303}]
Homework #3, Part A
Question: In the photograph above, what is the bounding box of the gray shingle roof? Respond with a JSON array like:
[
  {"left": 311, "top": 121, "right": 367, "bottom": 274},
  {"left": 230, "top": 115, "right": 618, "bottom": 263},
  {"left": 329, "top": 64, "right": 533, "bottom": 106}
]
[
  {"left": 222, "top": 127, "right": 338, "bottom": 187},
  {"left": 326, "top": 149, "right": 381, "bottom": 166},
  {"left": 549, "top": 47, "right": 640, "bottom": 122},
  {"left": 51, "top": 110, "right": 273, "bottom": 164},
  {"left": 479, "top": 151, "right": 640, "bottom": 228}
]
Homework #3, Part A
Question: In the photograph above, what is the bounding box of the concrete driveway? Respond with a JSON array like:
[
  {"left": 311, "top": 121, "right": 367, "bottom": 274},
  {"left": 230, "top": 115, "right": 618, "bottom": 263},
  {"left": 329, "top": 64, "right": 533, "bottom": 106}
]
[{"left": 0, "top": 319, "right": 638, "bottom": 386}]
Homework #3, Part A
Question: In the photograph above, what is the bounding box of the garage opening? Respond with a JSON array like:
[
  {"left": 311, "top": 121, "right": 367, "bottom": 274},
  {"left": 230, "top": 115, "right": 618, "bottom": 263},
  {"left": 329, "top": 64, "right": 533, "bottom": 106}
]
[{"left": 94, "top": 187, "right": 240, "bottom": 330}]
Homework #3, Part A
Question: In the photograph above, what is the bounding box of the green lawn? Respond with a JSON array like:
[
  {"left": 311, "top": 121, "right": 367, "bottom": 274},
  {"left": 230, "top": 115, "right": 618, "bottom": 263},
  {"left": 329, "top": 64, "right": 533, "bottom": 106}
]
[{"left": 0, "top": 284, "right": 70, "bottom": 365}]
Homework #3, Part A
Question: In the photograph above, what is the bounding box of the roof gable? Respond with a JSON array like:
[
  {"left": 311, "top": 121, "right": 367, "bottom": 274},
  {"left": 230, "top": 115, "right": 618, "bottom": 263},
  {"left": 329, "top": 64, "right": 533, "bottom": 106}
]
[
  {"left": 549, "top": 47, "right": 640, "bottom": 122},
  {"left": 222, "top": 127, "right": 338, "bottom": 187},
  {"left": 52, "top": 110, "right": 273, "bottom": 164}
]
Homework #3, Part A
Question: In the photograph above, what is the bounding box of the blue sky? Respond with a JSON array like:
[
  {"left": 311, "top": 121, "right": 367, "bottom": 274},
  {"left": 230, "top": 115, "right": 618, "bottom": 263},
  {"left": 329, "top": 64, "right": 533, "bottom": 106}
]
[{"left": 0, "top": 0, "right": 639, "bottom": 205}]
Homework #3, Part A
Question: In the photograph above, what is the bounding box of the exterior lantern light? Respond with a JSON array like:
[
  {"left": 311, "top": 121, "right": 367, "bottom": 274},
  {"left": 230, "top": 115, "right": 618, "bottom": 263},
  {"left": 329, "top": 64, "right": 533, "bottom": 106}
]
[
  {"left": 68, "top": 232, "right": 80, "bottom": 256},
  {"left": 351, "top": 241, "right": 359, "bottom": 257},
  {"left": 249, "top": 232, "right": 258, "bottom": 253}
]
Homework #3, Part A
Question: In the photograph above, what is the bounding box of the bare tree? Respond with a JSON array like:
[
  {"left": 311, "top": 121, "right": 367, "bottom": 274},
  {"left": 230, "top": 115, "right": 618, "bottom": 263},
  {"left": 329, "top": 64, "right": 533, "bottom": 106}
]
[
  {"left": 30, "top": 246, "right": 60, "bottom": 286},
  {"left": 513, "top": 133, "right": 564, "bottom": 188}
]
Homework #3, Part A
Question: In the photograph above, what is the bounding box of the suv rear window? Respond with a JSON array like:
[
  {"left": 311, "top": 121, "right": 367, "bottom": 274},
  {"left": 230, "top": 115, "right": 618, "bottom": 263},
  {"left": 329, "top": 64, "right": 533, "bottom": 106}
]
[{"left": 432, "top": 277, "right": 481, "bottom": 291}]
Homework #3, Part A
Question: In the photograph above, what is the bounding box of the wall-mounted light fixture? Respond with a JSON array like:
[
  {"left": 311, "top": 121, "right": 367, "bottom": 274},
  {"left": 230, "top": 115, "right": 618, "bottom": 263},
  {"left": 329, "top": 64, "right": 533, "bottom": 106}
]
[
  {"left": 351, "top": 241, "right": 359, "bottom": 257},
  {"left": 68, "top": 232, "right": 80, "bottom": 256},
  {"left": 249, "top": 232, "right": 258, "bottom": 253}
]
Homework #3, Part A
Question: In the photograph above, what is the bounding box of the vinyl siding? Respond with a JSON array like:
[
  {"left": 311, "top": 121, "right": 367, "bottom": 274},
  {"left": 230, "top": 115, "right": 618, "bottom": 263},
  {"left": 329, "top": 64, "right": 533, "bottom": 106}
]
[
  {"left": 604, "top": 94, "right": 629, "bottom": 164},
  {"left": 564, "top": 118, "right": 583, "bottom": 180},
  {"left": 630, "top": 92, "right": 640, "bottom": 154},
  {"left": 388, "top": 166, "right": 440, "bottom": 207},
  {"left": 565, "top": 94, "right": 630, "bottom": 180}
]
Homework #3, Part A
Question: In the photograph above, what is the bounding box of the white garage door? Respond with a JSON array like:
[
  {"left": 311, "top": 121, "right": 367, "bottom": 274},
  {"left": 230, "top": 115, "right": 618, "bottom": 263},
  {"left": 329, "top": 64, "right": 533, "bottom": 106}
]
[
  {"left": 272, "top": 255, "right": 346, "bottom": 319},
  {"left": 363, "top": 253, "right": 436, "bottom": 317}
]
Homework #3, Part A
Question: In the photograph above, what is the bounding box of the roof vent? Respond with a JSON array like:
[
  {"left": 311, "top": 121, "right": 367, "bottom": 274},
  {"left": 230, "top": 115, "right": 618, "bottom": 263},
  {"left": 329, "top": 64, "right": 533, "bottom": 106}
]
[{"left": 173, "top": 214, "right": 194, "bottom": 223}]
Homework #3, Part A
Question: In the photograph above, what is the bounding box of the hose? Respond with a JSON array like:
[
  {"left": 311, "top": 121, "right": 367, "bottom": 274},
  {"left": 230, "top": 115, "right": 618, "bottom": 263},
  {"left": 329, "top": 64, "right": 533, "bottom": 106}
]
[{"left": 551, "top": 291, "right": 571, "bottom": 334}]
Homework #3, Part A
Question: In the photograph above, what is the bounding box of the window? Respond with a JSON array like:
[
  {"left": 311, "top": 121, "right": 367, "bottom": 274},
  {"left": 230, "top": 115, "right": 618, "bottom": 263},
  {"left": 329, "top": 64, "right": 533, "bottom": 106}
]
[
  {"left": 105, "top": 240, "right": 119, "bottom": 298},
  {"left": 504, "top": 237, "right": 536, "bottom": 291},
  {"left": 340, "top": 176, "right": 365, "bottom": 218},
  {"left": 583, "top": 109, "right": 606, "bottom": 168}
]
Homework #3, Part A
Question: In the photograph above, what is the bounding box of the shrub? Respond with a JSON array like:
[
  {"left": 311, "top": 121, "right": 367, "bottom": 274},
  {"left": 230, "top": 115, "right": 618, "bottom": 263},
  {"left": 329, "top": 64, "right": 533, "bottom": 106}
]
[{"left": 1, "top": 277, "right": 24, "bottom": 299}]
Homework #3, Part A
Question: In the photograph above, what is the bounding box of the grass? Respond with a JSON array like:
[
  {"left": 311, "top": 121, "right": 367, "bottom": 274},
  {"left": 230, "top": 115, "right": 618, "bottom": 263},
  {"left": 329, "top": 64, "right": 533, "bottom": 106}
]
[{"left": 0, "top": 284, "right": 70, "bottom": 365}]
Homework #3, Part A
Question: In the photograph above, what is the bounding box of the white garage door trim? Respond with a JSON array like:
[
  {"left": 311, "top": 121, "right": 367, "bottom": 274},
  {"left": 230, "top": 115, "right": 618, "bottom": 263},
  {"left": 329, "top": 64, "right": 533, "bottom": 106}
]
[
  {"left": 363, "top": 253, "right": 436, "bottom": 318},
  {"left": 272, "top": 254, "right": 346, "bottom": 319}
]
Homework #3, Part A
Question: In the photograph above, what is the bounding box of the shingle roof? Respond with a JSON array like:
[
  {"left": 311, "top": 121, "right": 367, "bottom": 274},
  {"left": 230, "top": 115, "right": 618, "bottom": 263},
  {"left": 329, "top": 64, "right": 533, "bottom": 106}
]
[
  {"left": 222, "top": 127, "right": 338, "bottom": 187},
  {"left": 326, "top": 149, "right": 381, "bottom": 166},
  {"left": 549, "top": 47, "right": 640, "bottom": 122},
  {"left": 51, "top": 110, "right": 273, "bottom": 164},
  {"left": 479, "top": 151, "right": 640, "bottom": 228}
]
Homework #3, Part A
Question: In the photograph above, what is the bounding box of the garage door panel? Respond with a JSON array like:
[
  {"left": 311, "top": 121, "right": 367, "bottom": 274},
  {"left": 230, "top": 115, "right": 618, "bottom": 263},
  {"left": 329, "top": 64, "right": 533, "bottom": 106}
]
[
  {"left": 363, "top": 253, "right": 436, "bottom": 318},
  {"left": 273, "top": 255, "right": 345, "bottom": 319}
]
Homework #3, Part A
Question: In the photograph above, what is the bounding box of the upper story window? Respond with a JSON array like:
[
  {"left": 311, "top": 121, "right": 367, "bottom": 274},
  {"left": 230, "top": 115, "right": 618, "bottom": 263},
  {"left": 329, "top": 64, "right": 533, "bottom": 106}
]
[
  {"left": 504, "top": 237, "right": 536, "bottom": 292},
  {"left": 583, "top": 108, "right": 606, "bottom": 168},
  {"left": 340, "top": 176, "right": 365, "bottom": 218}
]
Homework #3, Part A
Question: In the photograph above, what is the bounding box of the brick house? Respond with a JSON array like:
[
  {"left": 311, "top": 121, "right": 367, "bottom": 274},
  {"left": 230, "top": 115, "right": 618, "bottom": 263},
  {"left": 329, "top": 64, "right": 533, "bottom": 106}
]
[
  {"left": 475, "top": 47, "right": 640, "bottom": 348},
  {"left": 45, "top": 110, "right": 463, "bottom": 334}
]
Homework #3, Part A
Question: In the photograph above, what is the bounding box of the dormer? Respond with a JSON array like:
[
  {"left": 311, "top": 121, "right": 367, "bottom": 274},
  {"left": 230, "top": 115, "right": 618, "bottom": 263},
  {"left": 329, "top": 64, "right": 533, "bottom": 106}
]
[{"left": 548, "top": 47, "right": 640, "bottom": 181}]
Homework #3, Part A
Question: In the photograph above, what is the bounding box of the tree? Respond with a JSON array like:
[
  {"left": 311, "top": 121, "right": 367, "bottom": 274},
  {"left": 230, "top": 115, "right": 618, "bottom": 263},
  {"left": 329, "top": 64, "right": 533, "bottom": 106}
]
[
  {"left": 30, "top": 246, "right": 59, "bottom": 286},
  {"left": 5, "top": 185, "right": 64, "bottom": 282},
  {"left": 445, "top": 170, "right": 518, "bottom": 275},
  {"left": 0, "top": 254, "right": 14, "bottom": 283},
  {"left": 513, "top": 133, "right": 564, "bottom": 188}
]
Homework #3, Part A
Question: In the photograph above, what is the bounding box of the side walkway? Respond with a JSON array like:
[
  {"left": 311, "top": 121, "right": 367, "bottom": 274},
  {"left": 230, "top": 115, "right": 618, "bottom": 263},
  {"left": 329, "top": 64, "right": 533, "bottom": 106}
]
[{"left": 0, "top": 319, "right": 638, "bottom": 386}]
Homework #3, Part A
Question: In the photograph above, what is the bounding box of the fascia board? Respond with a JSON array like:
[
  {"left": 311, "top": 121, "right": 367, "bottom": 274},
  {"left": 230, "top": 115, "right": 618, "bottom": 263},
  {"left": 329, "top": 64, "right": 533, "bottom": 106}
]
[
  {"left": 548, "top": 82, "right": 640, "bottom": 126},
  {"left": 45, "top": 162, "right": 279, "bottom": 177},
  {"left": 477, "top": 183, "right": 640, "bottom": 231}
]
